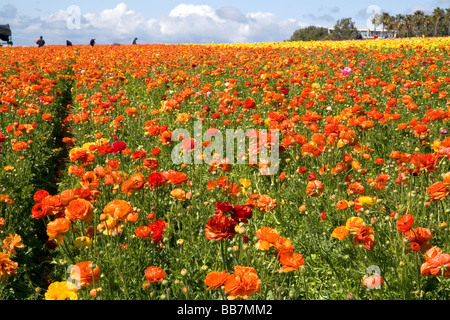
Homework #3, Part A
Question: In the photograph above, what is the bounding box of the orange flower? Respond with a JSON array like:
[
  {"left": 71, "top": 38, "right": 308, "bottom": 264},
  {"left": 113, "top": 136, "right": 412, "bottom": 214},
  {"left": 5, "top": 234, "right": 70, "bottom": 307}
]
[
  {"left": 426, "top": 182, "right": 449, "bottom": 201},
  {"left": 46, "top": 217, "right": 71, "bottom": 244},
  {"left": 411, "top": 153, "right": 437, "bottom": 175},
  {"left": 163, "top": 170, "right": 187, "bottom": 185},
  {"left": 0, "top": 251, "right": 18, "bottom": 281},
  {"left": 331, "top": 226, "right": 350, "bottom": 240},
  {"left": 306, "top": 180, "right": 324, "bottom": 197},
  {"left": 347, "top": 182, "right": 365, "bottom": 196},
  {"left": 60, "top": 189, "right": 78, "bottom": 206},
  {"left": 273, "top": 237, "right": 295, "bottom": 255},
  {"left": 170, "top": 188, "right": 186, "bottom": 201},
  {"left": 255, "top": 226, "right": 280, "bottom": 250},
  {"left": 224, "top": 266, "right": 261, "bottom": 300},
  {"left": 121, "top": 173, "right": 145, "bottom": 195},
  {"left": 145, "top": 266, "right": 166, "bottom": 283},
  {"left": 352, "top": 226, "right": 375, "bottom": 250},
  {"left": 255, "top": 194, "right": 277, "bottom": 213},
  {"left": 346, "top": 217, "right": 364, "bottom": 234},
  {"left": 65, "top": 199, "right": 94, "bottom": 224},
  {"left": 362, "top": 275, "right": 384, "bottom": 289},
  {"left": 70, "top": 261, "right": 100, "bottom": 289},
  {"left": 2, "top": 234, "right": 24, "bottom": 255},
  {"left": 33, "top": 190, "right": 50, "bottom": 202},
  {"left": 421, "top": 247, "right": 450, "bottom": 277},
  {"left": 396, "top": 214, "right": 414, "bottom": 233},
  {"left": 279, "top": 252, "right": 305, "bottom": 272},
  {"left": 404, "top": 227, "right": 433, "bottom": 253},
  {"left": 204, "top": 271, "right": 230, "bottom": 290},
  {"left": 336, "top": 200, "right": 348, "bottom": 210},
  {"left": 103, "top": 199, "right": 135, "bottom": 222},
  {"left": 143, "top": 158, "right": 159, "bottom": 171},
  {"left": 443, "top": 172, "right": 450, "bottom": 185}
]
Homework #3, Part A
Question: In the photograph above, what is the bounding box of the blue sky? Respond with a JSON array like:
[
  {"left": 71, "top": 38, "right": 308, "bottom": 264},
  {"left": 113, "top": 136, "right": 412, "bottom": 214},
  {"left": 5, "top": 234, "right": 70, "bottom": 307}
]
[{"left": 2, "top": 0, "right": 449, "bottom": 45}]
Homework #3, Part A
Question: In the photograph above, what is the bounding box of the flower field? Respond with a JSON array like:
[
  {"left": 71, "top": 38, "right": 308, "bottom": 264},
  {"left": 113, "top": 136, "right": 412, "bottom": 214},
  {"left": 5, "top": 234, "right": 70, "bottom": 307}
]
[{"left": 0, "top": 38, "right": 449, "bottom": 300}]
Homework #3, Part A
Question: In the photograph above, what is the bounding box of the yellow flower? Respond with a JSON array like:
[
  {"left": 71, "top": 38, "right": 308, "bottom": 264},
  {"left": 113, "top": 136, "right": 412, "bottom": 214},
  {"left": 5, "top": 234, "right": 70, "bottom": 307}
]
[
  {"left": 69, "top": 147, "right": 84, "bottom": 157},
  {"left": 239, "top": 179, "right": 251, "bottom": 189},
  {"left": 346, "top": 217, "right": 364, "bottom": 234},
  {"left": 74, "top": 236, "right": 92, "bottom": 249},
  {"left": 357, "top": 196, "right": 374, "bottom": 207},
  {"left": 45, "top": 281, "right": 78, "bottom": 300},
  {"left": 82, "top": 142, "right": 96, "bottom": 151},
  {"left": 4, "top": 166, "right": 14, "bottom": 172},
  {"left": 176, "top": 113, "right": 191, "bottom": 124}
]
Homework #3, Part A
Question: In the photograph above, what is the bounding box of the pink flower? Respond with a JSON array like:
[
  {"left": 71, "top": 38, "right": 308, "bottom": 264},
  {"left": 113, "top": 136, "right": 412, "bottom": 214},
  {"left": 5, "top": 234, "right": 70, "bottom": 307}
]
[
  {"left": 340, "top": 67, "right": 352, "bottom": 76},
  {"left": 111, "top": 141, "right": 126, "bottom": 154}
]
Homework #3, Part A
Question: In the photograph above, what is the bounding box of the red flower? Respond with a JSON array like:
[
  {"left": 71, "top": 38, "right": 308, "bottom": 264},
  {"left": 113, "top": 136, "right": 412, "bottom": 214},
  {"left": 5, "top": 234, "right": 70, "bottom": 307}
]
[
  {"left": 111, "top": 141, "right": 126, "bottom": 154},
  {"left": 362, "top": 275, "right": 384, "bottom": 289},
  {"left": 243, "top": 98, "right": 256, "bottom": 109},
  {"left": 205, "top": 215, "right": 237, "bottom": 241},
  {"left": 215, "top": 202, "right": 234, "bottom": 215},
  {"left": 396, "top": 214, "right": 414, "bottom": 233},
  {"left": 147, "top": 172, "right": 167, "bottom": 190},
  {"left": 145, "top": 266, "right": 166, "bottom": 283},
  {"left": 352, "top": 226, "right": 375, "bottom": 250},
  {"left": 230, "top": 205, "right": 253, "bottom": 223}
]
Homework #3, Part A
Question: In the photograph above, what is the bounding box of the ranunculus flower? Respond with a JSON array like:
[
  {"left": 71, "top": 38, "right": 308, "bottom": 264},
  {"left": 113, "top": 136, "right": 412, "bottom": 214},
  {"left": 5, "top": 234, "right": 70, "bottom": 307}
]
[
  {"left": 224, "top": 266, "right": 261, "bottom": 300},
  {"left": 70, "top": 261, "right": 100, "bottom": 289},
  {"left": 147, "top": 172, "right": 167, "bottom": 190},
  {"left": 362, "top": 275, "right": 383, "bottom": 289},
  {"left": 111, "top": 141, "right": 126, "bottom": 154},
  {"left": 204, "top": 271, "right": 230, "bottom": 290},
  {"left": 205, "top": 215, "right": 237, "bottom": 241},
  {"left": 426, "top": 181, "right": 449, "bottom": 201},
  {"left": 145, "top": 266, "right": 166, "bottom": 283},
  {"left": 65, "top": 199, "right": 94, "bottom": 223}
]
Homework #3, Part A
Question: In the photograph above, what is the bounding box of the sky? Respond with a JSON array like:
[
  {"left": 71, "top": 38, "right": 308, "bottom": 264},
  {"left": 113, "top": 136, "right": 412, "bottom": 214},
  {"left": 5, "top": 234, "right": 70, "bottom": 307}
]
[{"left": 1, "top": 0, "right": 450, "bottom": 46}]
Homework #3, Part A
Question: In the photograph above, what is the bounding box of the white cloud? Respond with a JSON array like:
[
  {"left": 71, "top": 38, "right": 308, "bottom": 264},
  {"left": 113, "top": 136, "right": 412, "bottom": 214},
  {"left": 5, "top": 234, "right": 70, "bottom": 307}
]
[{"left": 6, "top": 3, "right": 308, "bottom": 46}]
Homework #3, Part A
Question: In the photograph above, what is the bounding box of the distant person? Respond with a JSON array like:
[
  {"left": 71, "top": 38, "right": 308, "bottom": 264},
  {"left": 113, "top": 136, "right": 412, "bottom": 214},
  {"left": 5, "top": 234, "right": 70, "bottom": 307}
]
[
  {"left": 66, "top": 40, "right": 73, "bottom": 46},
  {"left": 355, "top": 32, "right": 363, "bottom": 40},
  {"left": 90, "top": 39, "right": 95, "bottom": 47},
  {"left": 36, "top": 36, "right": 45, "bottom": 47},
  {"left": 132, "top": 37, "right": 138, "bottom": 45},
  {"left": 373, "top": 34, "right": 378, "bottom": 40}
]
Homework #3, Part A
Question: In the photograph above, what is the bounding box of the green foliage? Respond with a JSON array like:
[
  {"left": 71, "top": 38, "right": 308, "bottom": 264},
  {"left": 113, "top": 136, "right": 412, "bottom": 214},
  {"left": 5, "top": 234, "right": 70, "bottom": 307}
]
[
  {"left": 289, "top": 26, "right": 329, "bottom": 42},
  {"left": 331, "top": 17, "right": 357, "bottom": 40}
]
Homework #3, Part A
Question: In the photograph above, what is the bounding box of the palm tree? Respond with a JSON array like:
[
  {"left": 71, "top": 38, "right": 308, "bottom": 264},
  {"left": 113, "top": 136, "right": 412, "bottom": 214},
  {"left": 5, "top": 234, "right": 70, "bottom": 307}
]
[
  {"left": 395, "top": 14, "right": 405, "bottom": 38},
  {"left": 423, "top": 14, "right": 432, "bottom": 37},
  {"left": 412, "top": 10, "right": 425, "bottom": 37},
  {"left": 371, "top": 13, "right": 382, "bottom": 37},
  {"left": 446, "top": 8, "right": 450, "bottom": 36},
  {"left": 432, "top": 7, "right": 445, "bottom": 36},
  {"left": 381, "top": 12, "right": 391, "bottom": 36}
]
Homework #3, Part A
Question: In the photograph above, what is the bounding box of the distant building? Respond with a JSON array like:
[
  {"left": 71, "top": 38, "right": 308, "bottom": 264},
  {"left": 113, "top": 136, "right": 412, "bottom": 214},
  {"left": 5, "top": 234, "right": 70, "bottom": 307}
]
[{"left": 327, "top": 25, "right": 396, "bottom": 39}]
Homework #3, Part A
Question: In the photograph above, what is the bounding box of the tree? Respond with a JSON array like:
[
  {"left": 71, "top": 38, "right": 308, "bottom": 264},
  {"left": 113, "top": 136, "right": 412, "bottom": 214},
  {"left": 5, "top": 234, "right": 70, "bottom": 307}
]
[
  {"left": 289, "top": 26, "right": 329, "bottom": 41},
  {"left": 412, "top": 10, "right": 425, "bottom": 37},
  {"left": 332, "top": 17, "right": 357, "bottom": 40},
  {"left": 446, "top": 8, "right": 450, "bottom": 36},
  {"left": 432, "top": 8, "right": 444, "bottom": 36},
  {"left": 372, "top": 13, "right": 382, "bottom": 36}
]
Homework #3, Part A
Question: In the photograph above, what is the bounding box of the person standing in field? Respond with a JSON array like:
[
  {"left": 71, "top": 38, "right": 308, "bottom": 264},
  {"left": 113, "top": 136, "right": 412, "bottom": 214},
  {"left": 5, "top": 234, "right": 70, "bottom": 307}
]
[
  {"left": 90, "top": 39, "right": 95, "bottom": 47},
  {"left": 36, "top": 36, "right": 45, "bottom": 47},
  {"left": 132, "top": 37, "right": 138, "bottom": 45}
]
